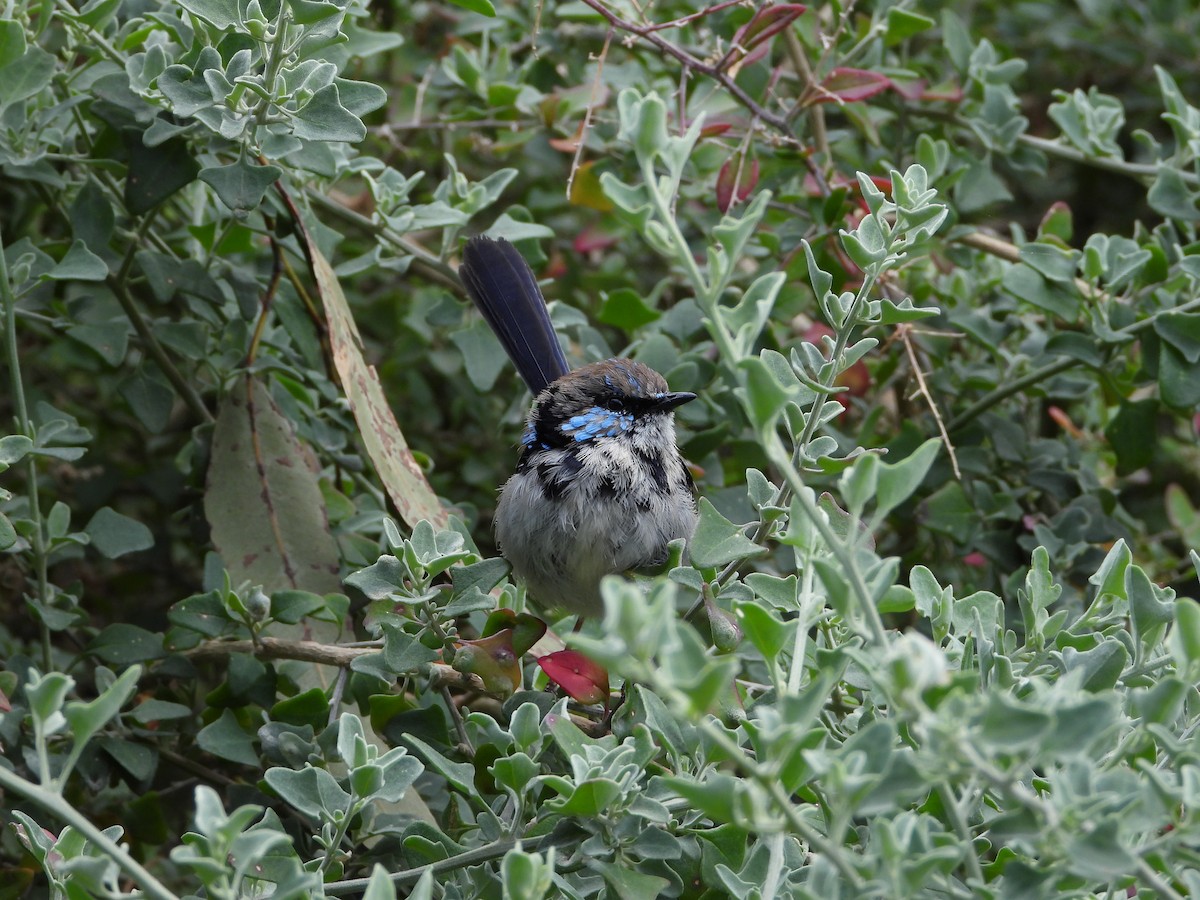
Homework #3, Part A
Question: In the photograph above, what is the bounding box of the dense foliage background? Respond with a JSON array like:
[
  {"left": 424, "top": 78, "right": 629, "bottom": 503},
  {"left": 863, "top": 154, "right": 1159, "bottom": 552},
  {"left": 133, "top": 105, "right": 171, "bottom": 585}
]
[{"left": 3, "top": 0, "right": 1200, "bottom": 896}]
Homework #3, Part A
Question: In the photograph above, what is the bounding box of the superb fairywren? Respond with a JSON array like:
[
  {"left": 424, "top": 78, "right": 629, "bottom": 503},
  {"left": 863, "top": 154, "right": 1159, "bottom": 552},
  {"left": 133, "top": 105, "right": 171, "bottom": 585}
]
[{"left": 459, "top": 236, "right": 697, "bottom": 617}]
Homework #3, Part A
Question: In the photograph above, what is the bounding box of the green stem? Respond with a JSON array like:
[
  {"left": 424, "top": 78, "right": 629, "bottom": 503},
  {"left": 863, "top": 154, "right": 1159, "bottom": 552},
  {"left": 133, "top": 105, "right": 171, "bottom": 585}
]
[
  {"left": 323, "top": 834, "right": 559, "bottom": 895},
  {"left": 949, "top": 292, "right": 1200, "bottom": 431},
  {"left": 765, "top": 433, "right": 888, "bottom": 647},
  {"left": 636, "top": 154, "right": 742, "bottom": 366},
  {"left": 0, "top": 765, "right": 181, "bottom": 900},
  {"left": 947, "top": 357, "right": 1077, "bottom": 432},
  {"left": 936, "top": 782, "right": 985, "bottom": 886},
  {"left": 304, "top": 189, "right": 460, "bottom": 289},
  {"left": 105, "top": 276, "right": 213, "bottom": 424},
  {"left": 1018, "top": 133, "right": 1200, "bottom": 187},
  {"left": 0, "top": 221, "right": 52, "bottom": 671},
  {"left": 685, "top": 702, "right": 866, "bottom": 889},
  {"left": 255, "top": 4, "right": 292, "bottom": 127}
]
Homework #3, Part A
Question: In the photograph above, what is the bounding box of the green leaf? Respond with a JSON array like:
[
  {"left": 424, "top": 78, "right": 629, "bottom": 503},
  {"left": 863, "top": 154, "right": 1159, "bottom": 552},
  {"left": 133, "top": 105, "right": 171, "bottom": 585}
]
[
  {"left": 265, "top": 765, "right": 350, "bottom": 817},
  {"left": 46, "top": 240, "right": 108, "bottom": 282},
  {"left": 271, "top": 688, "right": 330, "bottom": 730},
  {"left": 597, "top": 288, "right": 661, "bottom": 330},
  {"left": 120, "top": 366, "right": 175, "bottom": 433},
  {"left": 286, "top": 0, "right": 344, "bottom": 25},
  {"left": 978, "top": 693, "right": 1051, "bottom": 749},
  {"left": 878, "top": 297, "right": 939, "bottom": 324},
  {"left": 874, "top": 438, "right": 940, "bottom": 520},
  {"left": 885, "top": 8, "right": 934, "bottom": 44},
  {"left": 450, "top": 318, "right": 510, "bottom": 392},
  {"left": 84, "top": 507, "right": 154, "bottom": 558},
  {"left": 444, "top": 0, "right": 496, "bottom": 14},
  {"left": 591, "top": 860, "right": 670, "bottom": 900},
  {"left": 125, "top": 136, "right": 201, "bottom": 215},
  {"left": 1062, "top": 639, "right": 1128, "bottom": 692},
  {"left": 734, "top": 601, "right": 789, "bottom": 662},
  {"left": 0, "top": 20, "right": 26, "bottom": 67},
  {"left": 130, "top": 699, "right": 193, "bottom": 724},
  {"left": 88, "top": 624, "right": 164, "bottom": 664},
  {"left": 66, "top": 322, "right": 129, "bottom": 367},
  {"left": 735, "top": 355, "right": 798, "bottom": 433},
  {"left": 64, "top": 666, "right": 142, "bottom": 751},
  {"left": 1001, "top": 263, "right": 1079, "bottom": 319},
  {"left": 1019, "top": 243, "right": 1080, "bottom": 283},
  {"left": 199, "top": 160, "right": 282, "bottom": 213},
  {"left": 1127, "top": 564, "right": 1175, "bottom": 649},
  {"left": 0, "top": 45, "right": 54, "bottom": 108},
  {"left": 1154, "top": 312, "right": 1200, "bottom": 363},
  {"left": 1148, "top": 167, "right": 1200, "bottom": 221},
  {"left": 363, "top": 864, "right": 398, "bottom": 900},
  {"left": 1158, "top": 342, "right": 1200, "bottom": 409},
  {"left": 1104, "top": 399, "right": 1157, "bottom": 474},
  {"left": 197, "top": 709, "right": 260, "bottom": 766},
  {"left": 271, "top": 590, "right": 327, "bottom": 624},
  {"left": 0, "top": 513, "right": 15, "bottom": 550},
  {"left": 403, "top": 734, "right": 477, "bottom": 796},
  {"left": 26, "top": 672, "right": 74, "bottom": 726},
  {"left": 0, "top": 434, "right": 33, "bottom": 465},
  {"left": 96, "top": 735, "right": 157, "bottom": 781},
  {"left": 688, "top": 499, "right": 766, "bottom": 569},
  {"left": 919, "top": 481, "right": 976, "bottom": 539},
  {"left": 177, "top": 0, "right": 242, "bottom": 30},
  {"left": 1169, "top": 599, "right": 1200, "bottom": 674},
  {"left": 292, "top": 84, "right": 366, "bottom": 143},
  {"left": 380, "top": 624, "right": 440, "bottom": 674}
]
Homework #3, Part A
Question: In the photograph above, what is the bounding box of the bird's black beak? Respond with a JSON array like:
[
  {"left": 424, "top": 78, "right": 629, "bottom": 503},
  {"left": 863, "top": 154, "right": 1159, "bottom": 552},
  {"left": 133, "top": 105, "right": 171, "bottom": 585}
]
[{"left": 654, "top": 391, "right": 696, "bottom": 412}]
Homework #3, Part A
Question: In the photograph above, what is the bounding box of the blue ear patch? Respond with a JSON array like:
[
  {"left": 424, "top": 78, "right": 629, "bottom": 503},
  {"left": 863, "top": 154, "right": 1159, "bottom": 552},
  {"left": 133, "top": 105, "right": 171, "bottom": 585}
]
[{"left": 561, "top": 406, "right": 633, "bottom": 441}]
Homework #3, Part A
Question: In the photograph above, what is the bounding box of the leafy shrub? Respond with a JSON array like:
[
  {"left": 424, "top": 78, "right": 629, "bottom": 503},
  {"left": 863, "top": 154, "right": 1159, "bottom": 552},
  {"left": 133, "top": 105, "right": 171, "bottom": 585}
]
[{"left": 2, "top": 1, "right": 1200, "bottom": 897}]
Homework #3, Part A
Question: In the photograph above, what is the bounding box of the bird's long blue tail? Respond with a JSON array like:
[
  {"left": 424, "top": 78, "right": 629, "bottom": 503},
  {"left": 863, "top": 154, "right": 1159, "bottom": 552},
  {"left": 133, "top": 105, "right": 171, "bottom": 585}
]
[{"left": 459, "top": 237, "right": 570, "bottom": 396}]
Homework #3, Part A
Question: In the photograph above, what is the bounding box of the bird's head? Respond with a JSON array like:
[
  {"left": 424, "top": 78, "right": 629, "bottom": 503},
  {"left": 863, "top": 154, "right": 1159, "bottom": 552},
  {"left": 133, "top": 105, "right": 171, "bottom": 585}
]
[{"left": 521, "top": 358, "right": 695, "bottom": 452}]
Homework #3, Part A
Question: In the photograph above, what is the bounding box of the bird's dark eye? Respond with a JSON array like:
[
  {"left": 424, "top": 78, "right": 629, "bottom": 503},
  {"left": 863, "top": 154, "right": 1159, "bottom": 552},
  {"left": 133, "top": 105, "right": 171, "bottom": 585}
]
[{"left": 603, "top": 396, "right": 625, "bottom": 412}]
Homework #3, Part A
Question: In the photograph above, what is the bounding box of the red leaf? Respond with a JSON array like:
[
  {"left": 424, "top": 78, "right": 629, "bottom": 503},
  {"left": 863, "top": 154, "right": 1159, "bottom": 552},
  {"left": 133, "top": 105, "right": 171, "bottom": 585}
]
[
  {"left": 734, "top": 4, "right": 807, "bottom": 53},
  {"left": 815, "top": 67, "right": 893, "bottom": 104},
  {"left": 573, "top": 225, "right": 620, "bottom": 254},
  {"left": 963, "top": 552, "right": 988, "bottom": 568},
  {"left": 699, "top": 120, "right": 734, "bottom": 138},
  {"left": 716, "top": 155, "right": 759, "bottom": 213},
  {"left": 729, "top": 4, "right": 806, "bottom": 69},
  {"left": 456, "top": 629, "right": 522, "bottom": 695},
  {"left": 538, "top": 650, "right": 610, "bottom": 705}
]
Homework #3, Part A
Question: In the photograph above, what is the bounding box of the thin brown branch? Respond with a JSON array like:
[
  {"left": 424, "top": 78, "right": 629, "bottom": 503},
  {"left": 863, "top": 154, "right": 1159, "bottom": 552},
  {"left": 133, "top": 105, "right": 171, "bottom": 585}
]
[
  {"left": 956, "top": 229, "right": 1105, "bottom": 302},
  {"left": 566, "top": 28, "right": 613, "bottom": 203},
  {"left": 577, "top": 0, "right": 794, "bottom": 136},
  {"left": 186, "top": 636, "right": 493, "bottom": 694},
  {"left": 900, "top": 325, "right": 961, "bottom": 481},
  {"left": 644, "top": 0, "right": 745, "bottom": 33}
]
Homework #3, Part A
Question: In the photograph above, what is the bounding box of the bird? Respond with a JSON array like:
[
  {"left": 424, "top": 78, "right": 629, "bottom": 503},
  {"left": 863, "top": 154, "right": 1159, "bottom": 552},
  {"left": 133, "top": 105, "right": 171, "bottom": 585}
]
[{"left": 458, "top": 236, "right": 698, "bottom": 617}]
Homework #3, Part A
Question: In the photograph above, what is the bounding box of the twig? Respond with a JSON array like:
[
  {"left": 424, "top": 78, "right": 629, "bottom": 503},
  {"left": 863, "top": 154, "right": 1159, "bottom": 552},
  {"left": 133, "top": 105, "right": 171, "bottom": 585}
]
[
  {"left": 566, "top": 28, "right": 613, "bottom": 203},
  {"left": 185, "top": 635, "right": 493, "bottom": 693},
  {"left": 948, "top": 291, "right": 1200, "bottom": 430},
  {"left": 577, "top": 0, "right": 793, "bottom": 135},
  {"left": 783, "top": 28, "right": 828, "bottom": 158},
  {"left": 323, "top": 833, "right": 564, "bottom": 895},
  {"left": 643, "top": 0, "right": 745, "bottom": 33},
  {"left": 106, "top": 276, "right": 213, "bottom": 425},
  {"left": 900, "top": 325, "right": 961, "bottom": 480}
]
